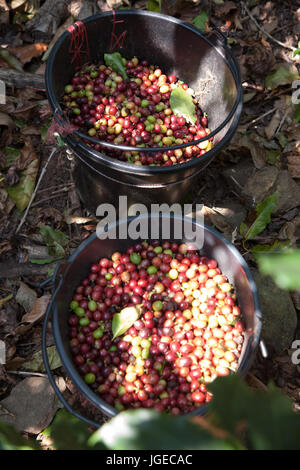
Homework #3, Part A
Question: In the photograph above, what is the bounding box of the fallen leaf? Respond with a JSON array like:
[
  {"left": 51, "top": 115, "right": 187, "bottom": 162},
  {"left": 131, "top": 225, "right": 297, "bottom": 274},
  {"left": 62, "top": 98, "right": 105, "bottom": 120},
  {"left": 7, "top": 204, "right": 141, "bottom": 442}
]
[
  {"left": 9, "top": 43, "right": 48, "bottom": 65},
  {"left": 21, "top": 125, "right": 41, "bottom": 136},
  {"left": 0, "top": 0, "right": 9, "bottom": 23},
  {"left": 192, "top": 11, "right": 209, "bottom": 32},
  {"left": 287, "top": 156, "right": 300, "bottom": 178},
  {"left": 238, "top": 133, "right": 268, "bottom": 169},
  {"left": 10, "top": 0, "right": 27, "bottom": 8},
  {"left": 0, "top": 293, "right": 13, "bottom": 308},
  {"left": 22, "top": 346, "right": 62, "bottom": 372},
  {"left": 279, "top": 214, "right": 300, "bottom": 243},
  {"left": 0, "top": 48, "right": 23, "bottom": 71},
  {"left": 0, "top": 112, "right": 15, "bottom": 130},
  {"left": 214, "top": 1, "right": 236, "bottom": 16},
  {"left": 15, "top": 282, "right": 37, "bottom": 313},
  {"left": 20, "top": 295, "right": 50, "bottom": 324},
  {"left": 263, "top": 17, "right": 278, "bottom": 34},
  {"left": 40, "top": 225, "right": 68, "bottom": 259},
  {"left": 5, "top": 356, "right": 25, "bottom": 371},
  {"left": 245, "top": 192, "right": 278, "bottom": 240},
  {"left": 0, "top": 377, "right": 60, "bottom": 435},
  {"left": 265, "top": 110, "right": 281, "bottom": 140},
  {"left": 6, "top": 137, "right": 39, "bottom": 212},
  {"left": 265, "top": 65, "right": 300, "bottom": 90}
]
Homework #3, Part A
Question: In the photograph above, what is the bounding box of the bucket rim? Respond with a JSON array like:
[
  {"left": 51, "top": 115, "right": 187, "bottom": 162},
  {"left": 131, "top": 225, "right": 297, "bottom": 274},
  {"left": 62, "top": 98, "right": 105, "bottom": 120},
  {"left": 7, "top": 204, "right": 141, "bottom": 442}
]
[
  {"left": 45, "top": 9, "right": 243, "bottom": 175},
  {"left": 51, "top": 214, "right": 262, "bottom": 418}
]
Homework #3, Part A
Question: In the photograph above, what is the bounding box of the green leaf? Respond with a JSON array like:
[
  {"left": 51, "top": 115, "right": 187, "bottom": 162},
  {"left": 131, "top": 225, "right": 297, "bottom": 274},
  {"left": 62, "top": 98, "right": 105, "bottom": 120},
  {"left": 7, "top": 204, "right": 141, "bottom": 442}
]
[
  {"left": 265, "top": 66, "right": 300, "bottom": 90},
  {"left": 104, "top": 53, "right": 128, "bottom": 81},
  {"left": 43, "top": 409, "right": 103, "bottom": 450},
  {"left": 267, "top": 149, "right": 281, "bottom": 165},
  {"left": 245, "top": 192, "right": 277, "bottom": 240},
  {"left": 294, "top": 103, "right": 300, "bottom": 123},
  {"left": 112, "top": 306, "right": 141, "bottom": 340},
  {"left": 29, "top": 258, "right": 56, "bottom": 265},
  {"left": 2, "top": 146, "right": 20, "bottom": 168},
  {"left": 22, "top": 345, "right": 61, "bottom": 372},
  {"left": 147, "top": 0, "right": 161, "bottom": 11},
  {"left": 170, "top": 85, "right": 197, "bottom": 125},
  {"left": 192, "top": 11, "right": 209, "bottom": 32},
  {"left": 41, "top": 118, "right": 51, "bottom": 142},
  {"left": 208, "top": 375, "right": 300, "bottom": 450},
  {"left": 0, "top": 422, "right": 40, "bottom": 450},
  {"left": 256, "top": 250, "right": 300, "bottom": 291},
  {"left": 293, "top": 41, "right": 300, "bottom": 57},
  {"left": 40, "top": 225, "right": 68, "bottom": 259},
  {"left": 6, "top": 159, "right": 38, "bottom": 212},
  {"left": 90, "top": 409, "right": 236, "bottom": 450},
  {"left": 251, "top": 240, "right": 292, "bottom": 261},
  {"left": 239, "top": 221, "right": 248, "bottom": 235},
  {"left": 277, "top": 132, "right": 288, "bottom": 148}
]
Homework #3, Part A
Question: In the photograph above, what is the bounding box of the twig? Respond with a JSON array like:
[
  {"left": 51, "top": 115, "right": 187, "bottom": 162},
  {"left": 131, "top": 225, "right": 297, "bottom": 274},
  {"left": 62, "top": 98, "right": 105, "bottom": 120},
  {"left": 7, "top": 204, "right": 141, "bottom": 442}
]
[
  {"left": 8, "top": 371, "right": 47, "bottom": 378},
  {"left": 31, "top": 187, "right": 72, "bottom": 208},
  {"left": 16, "top": 147, "right": 57, "bottom": 234},
  {"left": 246, "top": 107, "right": 276, "bottom": 126},
  {"left": 275, "top": 105, "right": 291, "bottom": 135},
  {"left": 37, "top": 182, "right": 74, "bottom": 195},
  {"left": 242, "top": 1, "right": 295, "bottom": 52}
]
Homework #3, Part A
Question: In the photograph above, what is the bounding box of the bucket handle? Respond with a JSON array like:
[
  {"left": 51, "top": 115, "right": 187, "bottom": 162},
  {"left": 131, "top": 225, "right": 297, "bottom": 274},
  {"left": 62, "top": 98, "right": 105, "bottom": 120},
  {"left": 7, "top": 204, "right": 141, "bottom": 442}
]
[
  {"left": 209, "top": 27, "right": 227, "bottom": 47},
  {"left": 42, "top": 274, "right": 101, "bottom": 429}
]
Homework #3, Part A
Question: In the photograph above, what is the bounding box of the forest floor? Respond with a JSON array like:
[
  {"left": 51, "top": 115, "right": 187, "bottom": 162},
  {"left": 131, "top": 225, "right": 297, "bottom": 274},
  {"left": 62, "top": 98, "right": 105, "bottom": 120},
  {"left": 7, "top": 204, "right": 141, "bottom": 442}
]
[{"left": 0, "top": 0, "right": 299, "bottom": 446}]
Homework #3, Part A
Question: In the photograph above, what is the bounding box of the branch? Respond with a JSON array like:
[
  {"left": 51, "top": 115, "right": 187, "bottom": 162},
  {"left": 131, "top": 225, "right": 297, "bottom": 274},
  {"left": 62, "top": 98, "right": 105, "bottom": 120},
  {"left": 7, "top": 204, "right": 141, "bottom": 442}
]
[{"left": 0, "top": 68, "right": 45, "bottom": 89}]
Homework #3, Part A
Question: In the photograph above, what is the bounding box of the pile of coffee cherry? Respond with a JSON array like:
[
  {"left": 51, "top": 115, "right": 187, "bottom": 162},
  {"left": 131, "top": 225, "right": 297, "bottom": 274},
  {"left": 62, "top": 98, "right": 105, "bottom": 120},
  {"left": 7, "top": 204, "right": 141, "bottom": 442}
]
[
  {"left": 62, "top": 55, "right": 213, "bottom": 166},
  {"left": 68, "top": 241, "right": 245, "bottom": 415}
]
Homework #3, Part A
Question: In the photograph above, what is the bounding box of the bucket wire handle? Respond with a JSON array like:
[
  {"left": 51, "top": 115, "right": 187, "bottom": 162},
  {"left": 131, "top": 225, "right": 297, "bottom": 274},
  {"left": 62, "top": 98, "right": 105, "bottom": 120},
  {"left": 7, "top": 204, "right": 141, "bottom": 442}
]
[
  {"left": 210, "top": 27, "right": 227, "bottom": 47},
  {"left": 42, "top": 276, "right": 101, "bottom": 429}
]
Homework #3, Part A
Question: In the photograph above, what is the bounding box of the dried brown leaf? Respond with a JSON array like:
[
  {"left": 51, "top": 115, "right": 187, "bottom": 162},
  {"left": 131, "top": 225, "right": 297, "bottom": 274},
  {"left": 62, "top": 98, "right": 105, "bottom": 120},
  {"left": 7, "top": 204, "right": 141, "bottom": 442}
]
[
  {"left": 9, "top": 43, "right": 48, "bottom": 65},
  {"left": 0, "top": 112, "right": 15, "bottom": 130},
  {"left": 6, "top": 356, "right": 26, "bottom": 371},
  {"left": 20, "top": 295, "right": 50, "bottom": 324},
  {"left": 214, "top": 1, "right": 236, "bottom": 17},
  {"left": 0, "top": 0, "right": 9, "bottom": 24},
  {"left": 265, "top": 109, "right": 281, "bottom": 140},
  {"left": 15, "top": 282, "right": 37, "bottom": 313},
  {"left": 13, "top": 136, "right": 38, "bottom": 172},
  {"left": 287, "top": 156, "right": 300, "bottom": 179},
  {"left": 279, "top": 214, "right": 300, "bottom": 243}
]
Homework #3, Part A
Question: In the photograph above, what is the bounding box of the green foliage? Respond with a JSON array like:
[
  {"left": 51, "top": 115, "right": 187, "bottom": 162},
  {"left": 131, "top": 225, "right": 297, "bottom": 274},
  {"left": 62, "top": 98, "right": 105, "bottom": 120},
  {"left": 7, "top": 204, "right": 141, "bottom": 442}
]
[
  {"left": 1, "top": 375, "right": 300, "bottom": 450},
  {"left": 2, "top": 147, "right": 20, "bottom": 167},
  {"left": 256, "top": 250, "right": 300, "bottom": 291},
  {"left": 147, "top": 0, "right": 161, "bottom": 12},
  {"left": 104, "top": 53, "right": 128, "bottom": 81},
  {"left": 265, "top": 66, "right": 299, "bottom": 90},
  {"left": 208, "top": 376, "right": 300, "bottom": 450},
  {"left": 244, "top": 192, "right": 277, "bottom": 240},
  {"left": 293, "top": 40, "right": 300, "bottom": 57},
  {"left": 170, "top": 85, "right": 197, "bottom": 125},
  {"left": 112, "top": 306, "right": 141, "bottom": 340},
  {"left": 43, "top": 410, "right": 104, "bottom": 450},
  {"left": 0, "top": 422, "right": 40, "bottom": 450},
  {"left": 294, "top": 103, "right": 300, "bottom": 123},
  {"left": 90, "top": 408, "right": 236, "bottom": 450},
  {"left": 39, "top": 225, "right": 68, "bottom": 260},
  {"left": 22, "top": 346, "right": 61, "bottom": 372},
  {"left": 192, "top": 11, "right": 209, "bottom": 32},
  {"left": 251, "top": 240, "right": 292, "bottom": 260}
]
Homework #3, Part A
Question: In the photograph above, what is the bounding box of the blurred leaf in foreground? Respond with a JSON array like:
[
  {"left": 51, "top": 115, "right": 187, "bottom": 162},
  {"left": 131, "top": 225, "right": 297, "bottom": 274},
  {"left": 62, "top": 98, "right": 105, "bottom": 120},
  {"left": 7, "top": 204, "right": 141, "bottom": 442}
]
[{"left": 256, "top": 250, "right": 300, "bottom": 291}]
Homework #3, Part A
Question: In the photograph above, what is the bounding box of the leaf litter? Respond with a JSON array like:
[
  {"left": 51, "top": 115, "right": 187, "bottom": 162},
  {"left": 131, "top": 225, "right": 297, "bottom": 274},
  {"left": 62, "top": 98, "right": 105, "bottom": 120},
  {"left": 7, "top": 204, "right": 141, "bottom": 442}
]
[{"left": 0, "top": 0, "right": 300, "bottom": 439}]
